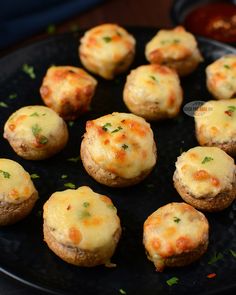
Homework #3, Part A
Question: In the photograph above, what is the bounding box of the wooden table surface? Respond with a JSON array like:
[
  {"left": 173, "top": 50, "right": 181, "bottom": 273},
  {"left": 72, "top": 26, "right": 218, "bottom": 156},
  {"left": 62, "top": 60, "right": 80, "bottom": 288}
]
[{"left": 0, "top": 0, "right": 172, "bottom": 294}]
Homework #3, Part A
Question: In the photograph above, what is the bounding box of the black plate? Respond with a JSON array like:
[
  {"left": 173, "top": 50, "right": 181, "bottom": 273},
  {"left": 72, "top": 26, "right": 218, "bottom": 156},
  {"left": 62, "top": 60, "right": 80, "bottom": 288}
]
[{"left": 0, "top": 27, "right": 236, "bottom": 295}]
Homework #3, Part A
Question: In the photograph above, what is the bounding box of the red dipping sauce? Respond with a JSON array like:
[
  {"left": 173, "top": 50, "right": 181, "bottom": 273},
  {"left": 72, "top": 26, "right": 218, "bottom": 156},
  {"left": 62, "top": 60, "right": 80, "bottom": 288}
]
[{"left": 184, "top": 2, "right": 236, "bottom": 43}]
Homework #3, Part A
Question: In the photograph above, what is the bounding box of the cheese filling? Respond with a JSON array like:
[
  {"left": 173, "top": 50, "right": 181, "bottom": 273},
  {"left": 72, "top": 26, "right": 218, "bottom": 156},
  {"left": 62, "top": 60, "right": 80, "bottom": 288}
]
[
  {"left": 85, "top": 112, "right": 157, "bottom": 179},
  {"left": 0, "top": 158, "right": 36, "bottom": 204},
  {"left": 175, "top": 146, "right": 235, "bottom": 198},
  {"left": 195, "top": 99, "right": 236, "bottom": 143},
  {"left": 43, "top": 186, "right": 120, "bottom": 250},
  {"left": 143, "top": 202, "right": 209, "bottom": 270}
]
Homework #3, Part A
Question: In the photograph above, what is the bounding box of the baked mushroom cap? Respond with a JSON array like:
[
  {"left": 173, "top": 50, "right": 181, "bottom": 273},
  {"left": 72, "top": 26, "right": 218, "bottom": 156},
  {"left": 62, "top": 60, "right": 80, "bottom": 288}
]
[
  {"left": 195, "top": 99, "right": 236, "bottom": 155},
  {"left": 123, "top": 64, "right": 183, "bottom": 120},
  {"left": 206, "top": 55, "right": 236, "bottom": 100},
  {"left": 145, "top": 26, "right": 203, "bottom": 76},
  {"left": 43, "top": 186, "right": 121, "bottom": 266},
  {"left": 80, "top": 112, "right": 157, "bottom": 187},
  {"left": 173, "top": 146, "right": 236, "bottom": 211},
  {"left": 0, "top": 158, "right": 38, "bottom": 226},
  {"left": 4, "top": 105, "right": 69, "bottom": 160},
  {"left": 143, "top": 202, "right": 209, "bottom": 271},
  {"left": 79, "top": 23, "right": 136, "bottom": 79},
  {"left": 40, "top": 66, "right": 97, "bottom": 120}
]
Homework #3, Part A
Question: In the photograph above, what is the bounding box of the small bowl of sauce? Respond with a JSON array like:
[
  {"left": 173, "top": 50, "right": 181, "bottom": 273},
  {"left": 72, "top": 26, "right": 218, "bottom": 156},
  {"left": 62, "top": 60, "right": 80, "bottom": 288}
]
[{"left": 171, "top": 0, "right": 236, "bottom": 44}]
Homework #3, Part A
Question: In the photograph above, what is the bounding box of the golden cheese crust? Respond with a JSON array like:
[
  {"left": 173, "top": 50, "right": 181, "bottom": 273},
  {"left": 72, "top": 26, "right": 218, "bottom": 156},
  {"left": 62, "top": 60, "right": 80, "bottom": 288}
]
[
  {"left": 145, "top": 26, "right": 203, "bottom": 76},
  {"left": 123, "top": 64, "right": 183, "bottom": 120},
  {"left": 80, "top": 112, "right": 157, "bottom": 187},
  {"left": 40, "top": 66, "right": 97, "bottom": 120},
  {"left": 0, "top": 158, "right": 38, "bottom": 226},
  {"left": 143, "top": 202, "right": 209, "bottom": 271},
  {"left": 206, "top": 55, "right": 236, "bottom": 100},
  {"left": 43, "top": 186, "right": 121, "bottom": 266},
  {"left": 173, "top": 146, "right": 236, "bottom": 211},
  {"left": 195, "top": 99, "right": 236, "bottom": 155},
  {"left": 79, "top": 23, "right": 136, "bottom": 79},
  {"left": 4, "top": 105, "right": 69, "bottom": 160}
]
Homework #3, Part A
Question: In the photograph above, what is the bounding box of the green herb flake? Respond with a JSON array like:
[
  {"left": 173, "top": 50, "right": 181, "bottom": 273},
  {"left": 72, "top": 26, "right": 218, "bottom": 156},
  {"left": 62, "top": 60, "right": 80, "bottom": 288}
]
[
  {"left": 149, "top": 75, "right": 158, "bottom": 82},
  {"left": 108, "top": 204, "right": 116, "bottom": 210},
  {"left": 229, "top": 249, "right": 236, "bottom": 258},
  {"left": 68, "top": 121, "right": 74, "bottom": 127},
  {"left": 31, "top": 124, "right": 42, "bottom": 137},
  {"left": 47, "top": 24, "right": 56, "bottom": 34},
  {"left": 166, "top": 277, "right": 179, "bottom": 286},
  {"left": 119, "top": 289, "right": 127, "bottom": 295},
  {"left": 122, "top": 144, "right": 128, "bottom": 150},
  {"left": 67, "top": 156, "right": 80, "bottom": 163},
  {"left": 83, "top": 202, "right": 90, "bottom": 208},
  {"left": 39, "top": 136, "right": 48, "bottom": 145},
  {"left": 64, "top": 182, "right": 76, "bottom": 189},
  {"left": 30, "top": 112, "right": 39, "bottom": 117},
  {"left": 208, "top": 252, "right": 224, "bottom": 265},
  {"left": 173, "top": 38, "right": 180, "bottom": 43},
  {"left": 22, "top": 63, "right": 36, "bottom": 79},
  {"left": 79, "top": 210, "right": 91, "bottom": 219},
  {"left": 202, "top": 156, "right": 214, "bottom": 164},
  {"left": 61, "top": 174, "right": 68, "bottom": 179},
  {"left": 0, "top": 102, "right": 8, "bottom": 108},
  {"left": 173, "top": 216, "right": 181, "bottom": 223},
  {"left": 0, "top": 170, "right": 11, "bottom": 178},
  {"left": 103, "top": 36, "right": 112, "bottom": 43},
  {"left": 228, "top": 105, "right": 236, "bottom": 112},
  {"left": 111, "top": 126, "right": 122, "bottom": 133},
  {"left": 102, "top": 122, "right": 112, "bottom": 131},
  {"left": 9, "top": 93, "right": 17, "bottom": 99},
  {"left": 224, "top": 64, "right": 230, "bottom": 69},
  {"left": 30, "top": 173, "right": 40, "bottom": 179}
]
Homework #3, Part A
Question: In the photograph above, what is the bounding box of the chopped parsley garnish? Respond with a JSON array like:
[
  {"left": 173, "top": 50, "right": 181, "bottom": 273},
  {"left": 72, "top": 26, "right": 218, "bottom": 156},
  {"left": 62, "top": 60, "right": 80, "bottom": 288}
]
[
  {"left": 202, "top": 156, "right": 214, "bottom": 164},
  {"left": 68, "top": 121, "right": 74, "bottom": 127},
  {"left": 64, "top": 182, "right": 76, "bottom": 189},
  {"left": 61, "top": 174, "right": 68, "bottom": 179},
  {"left": 225, "top": 105, "right": 236, "bottom": 116},
  {"left": 107, "top": 204, "right": 116, "bottom": 210},
  {"left": 79, "top": 210, "right": 91, "bottom": 219},
  {"left": 32, "top": 124, "right": 42, "bottom": 136},
  {"left": 208, "top": 252, "right": 224, "bottom": 265},
  {"left": 150, "top": 75, "right": 158, "bottom": 82},
  {"left": 224, "top": 64, "right": 230, "bottom": 69},
  {"left": 83, "top": 202, "right": 90, "bottom": 208},
  {"left": 229, "top": 249, "right": 236, "bottom": 258},
  {"left": 30, "top": 112, "right": 39, "bottom": 117},
  {"left": 173, "top": 216, "right": 181, "bottom": 223},
  {"left": 166, "top": 277, "right": 179, "bottom": 286},
  {"left": 102, "top": 122, "right": 112, "bottom": 131},
  {"left": 119, "top": 289, "right": 127, "bottom": 295},
  {"left": 161, "top": 39, "right": 180, "bottom": 45},
  {"left": 30, "top": 173, "right": 40, "bottom": 179},
  {"left": 22, "top": 63, "right": 36, "bottom": 79},
  {"left": 103, "top": 36, "right": 112, "bottom": 43},
  {"left": 111, "top": 126, "right": 122, "bottom": 133},
  {"left": 9, "top": 93, "right": 17, "bottom": 99},
  {"left": 38, "top": 136, "right": 48, "bottom": 144},
  {"left": 47, "top": 24, "right": 56, "bottom": 34},
  {"left": 0, "top": 170, "right": 11, "bottom": 178},
  {"left": 122, "top": 144, "right": 128, "bottom": 150},
  {"left": 67, "top": 156, "right": 80, "bottom": 163},
  {"left": 0, "top": 102, "right": 8, "bottom": 108}
]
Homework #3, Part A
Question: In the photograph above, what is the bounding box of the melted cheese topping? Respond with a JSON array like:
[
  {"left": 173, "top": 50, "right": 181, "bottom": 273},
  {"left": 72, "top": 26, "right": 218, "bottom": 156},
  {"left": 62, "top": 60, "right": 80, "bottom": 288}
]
[
  {"left": 124, "top": 64, "right": 183, "bottom": 114},
  {"left": 79, "top": 23, "right": 135, "bottom": 79},
  {"left": 43, "top": 186, "right": 120, "bottom": 250},
  {"left": 85, "top": 112, "right": 157, "bottom": 179},
  {"left": 40, "top": 66, "right": 97, "bottom": 115},
  {"left": 0, "top": 158, "right": 36, "bottom": 204},
  {"left": 4, "top": 105, "right": 65, "bottom": 146},
  {"left": 143, "top": 202, "right": 209, "bottom": 271},
  {"left": 145, "top": 26, "right": 201, "bottom": 62},
  {"left": 206, "top": 55, "right": 236, "bottom": 99},
  {"left": 175, "top": 146, "right": 235, "bottom": 198},
  {"left": 195, "top": 99, "right": 236, "bottom": 143}
]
